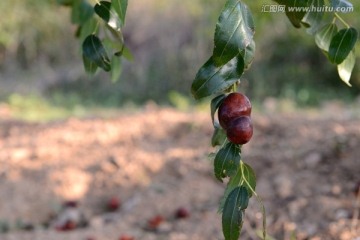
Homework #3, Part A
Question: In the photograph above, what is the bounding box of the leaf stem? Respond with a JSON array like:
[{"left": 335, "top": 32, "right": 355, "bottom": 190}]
[{"left": 334, "top": 13, "right": 350, "bottom": 28}]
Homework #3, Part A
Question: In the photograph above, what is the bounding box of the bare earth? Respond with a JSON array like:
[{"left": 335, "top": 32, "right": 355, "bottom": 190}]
[{"left": 0, "top": 106, "right": 359, "bottom": 240}]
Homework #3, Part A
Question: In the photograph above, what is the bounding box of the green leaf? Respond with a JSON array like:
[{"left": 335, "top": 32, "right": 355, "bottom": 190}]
[
  {"left": 331, "top": 0, "right": 353, "bottom": 10},
  {"left": 337, "top": 50, "right": 355, "bottom": 86},
  {"left": 211, "top": 94, "right": 226, "bottom": 125},
  {"left": 80, "top": 17, "right": 97, "bottom": 43},
  {"left": 222, "top": 186, "right": 249, "bottom": 240},
  {"left": 71, "top": 0, "right": 94, "bottom": 25},
  {"left": 219, "top": 165, "right": 243, "bottom": 212},
  {"left": 111, "top": 56, "right": 122, "bottom": 82},
  {"left": 219, "top": 161, "right": 256, "bottom": 211},
  {"left": 329, "top": 27, "right": 358, "bottom": 64},
  {"left": 274, "top": 0, "right": 310, "bottom": 28},
  {"left": 213, "top": 0, "right": 254, "bottom": 66},
  {"left": 211, "top": 123, "right": 227, "bottom": 147},
  {"left": 94, "top": 1, "right": 121, "bottom": 31},
  {"left": 191, "top": 56, "right": 244, "bottom": 100},
  {"left": 214, "top": 142, "right": 241, "bottom": 181},
  {"left": 241, "top": 162, "right": 256, "bottom": 194},
  {"left": 82, "top": 54, "right": 98, "bottom": 74},
  {"left": 120, "top": 46, "right": 134, "bottom": 61},
  {"left": 112, "top": 0, "right": 128, "bottom": 26},
  {"left": 302, "top": 0, "right": 324, "bottom": 34},
  {"left": 82, "top": 34, "right": 111, "bottom": 71},
  {"left": 315, "top": 23, "right": 338, "bottom": 52},
  {"left": 240, "top": 39, "right": 255, "bottom": 70}
]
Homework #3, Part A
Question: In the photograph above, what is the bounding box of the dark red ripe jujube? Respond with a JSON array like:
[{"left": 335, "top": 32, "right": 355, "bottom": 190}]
[
  {"left": 218, "top": 92, "right": 251, "bottom": 129},
  {"left": 226, "top": 116, "right": 253, "bottom": 145}
]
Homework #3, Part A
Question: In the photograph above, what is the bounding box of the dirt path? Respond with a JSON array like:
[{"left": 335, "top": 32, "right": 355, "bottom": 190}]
[{"left": 0, "top": 107, "right": 359, "bottom": 240}]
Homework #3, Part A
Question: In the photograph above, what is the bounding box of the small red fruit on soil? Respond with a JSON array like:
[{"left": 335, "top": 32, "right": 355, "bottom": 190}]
[
  {"left": 107, "top": 196, "right": 121, "bottom": 211},
  {"left": 57, "top": 220, "right": 77, "bottom": 231},
  {"left": 226, "top": 116, "right": 253, "bottom": 145},
  {"left": 119, "top": 235, "right": 135, "bottom": 240},
  {"left": 175, "top": 207, "right": 190, "bottom": 219},
  {"left": 147, "top": 215, "right": 164, "bottom": 229},
  {"left": 218, "top": 92, "right": 252, "bottom": 129}
]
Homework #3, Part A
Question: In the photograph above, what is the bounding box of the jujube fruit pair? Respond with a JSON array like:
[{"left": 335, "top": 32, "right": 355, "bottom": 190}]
[{"left": 218, "top": 92, "right": 253, "bottom": 145}]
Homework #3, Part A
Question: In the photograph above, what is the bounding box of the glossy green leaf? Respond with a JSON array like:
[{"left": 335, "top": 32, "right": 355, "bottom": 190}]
[
  {"left": 222, "top": 186, "right": 249, "bottom": 240},
  {"left": 82, "top": 54, "right": 98, "bottom": 74},
  {"left": 111, "top": 56, "right": 122, "bottom": 82},
  {"left": 219, "top": 165, "right": 243, "bottom": 212},
  {"left": 211, "top": 123, "right": 227, "bottom": 147},
  {"left": 274, "top": 0, "right": 310, "bottom": 28},
  {"left": 213, "top": 0, "right": 254, "bottom": 66},
  {"left": 240, "top": 39, "right": 255, "bottom": 70},
  {"left": 214, "top": 142, "right": 241, "bottom": 181},
  {"left": 82, "top": 35, "right": 111, "bottom": 71},
  {"left": 219, "top": 161, "right": 256, "bottom": 211},
  {"left": 337, "top": 50, "right": 355, "bottom": 86},
  {"left": 112, "top": 0, "right": 128, "bottom": 26},
  {"left": 302, "top": 0, "right": 324, "bottom": 34},
  {"left": 315, "top": 23, "right": 338, "bottom": 52},
  {"left": 95, "top": 1, "right": 121, "bottom": 31},
  {"left": 329, "top": 28, "right": 357, "bottom": 64},
  {"left": 71, "top": 0, "right": 94, "bottom": 25},
  {"left": 191, "top": 56, "right": 244, "bottom": 100},
  {"left": 211, "top": 94, "right": 226, "bottom": 125}
]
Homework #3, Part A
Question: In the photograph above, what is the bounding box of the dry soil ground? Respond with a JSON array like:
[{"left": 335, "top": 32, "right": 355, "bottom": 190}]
[{"left": 0, "top": 106, "right": 359, "bottom": 240}]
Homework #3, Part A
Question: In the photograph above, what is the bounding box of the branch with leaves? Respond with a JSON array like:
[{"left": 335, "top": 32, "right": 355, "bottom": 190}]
[
  {"left": 58, "top": 0, "right": 357, "bottom": 239},
  {"left": 191, "top": 0, "right": 357, "bottom": 239}
]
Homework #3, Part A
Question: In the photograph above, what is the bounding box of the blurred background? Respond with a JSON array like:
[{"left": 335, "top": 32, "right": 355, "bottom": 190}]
[
  {"left": 0, "top": 1, "right": 360, "bottom": 240},
  {"left": 0, "top": 0, "right": 359, "bottom": 121}
]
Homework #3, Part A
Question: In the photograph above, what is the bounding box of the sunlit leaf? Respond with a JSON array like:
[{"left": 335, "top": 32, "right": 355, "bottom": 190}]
[
  {"left": 214, "top": 142, "right": 241, "bottom": 181},
  {"left": 240, "top": 39, "right": 255, "bottom": 70},
  {"left": 94, "top": 1, "right": 121, "bottom": 31},
  {"left": 222, "top": 186, "right": 249, "bottom": 240},
  {"left": 329, "top": 27, "right": 357, "bottom": 64},
  {"left": 337, "top": 50, "right": 355, "bottom": 86},
  {"left": 213, "top": 0, "right": 254, "bottom": 66},
  {"left": 315, "top": 23, "right": 338, "bottom": 52},
  {"left": 82, "top": 35, "right": 111, "bottom": 71},
  {"left": 112, "top": 0, "right": 128, "bottom": 26},
  {"left": 302, "top": 0, "right": 324, "bottom": 34},
  {"left": 191, "top": 56, "right": 244, "bottom": 100}
]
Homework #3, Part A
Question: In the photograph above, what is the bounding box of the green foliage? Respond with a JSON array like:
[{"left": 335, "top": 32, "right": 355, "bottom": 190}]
[
  {"left": 83, "top": 35, "right": 111, "bottom": 71},
  {"left": 328, "top": 27, "right": 357, "bottom": 64},
  {"left": 222, "top": 186, "right": 249, "bottom": 240},
  {"left": 190, "top": 0, "right": 358, "bottom": 238},
  {"left": 214, "top": 142, "right": 241, "bottom": 181},
  {"left": 191, "top": 56, "right": 244, "bottom": 99}
]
